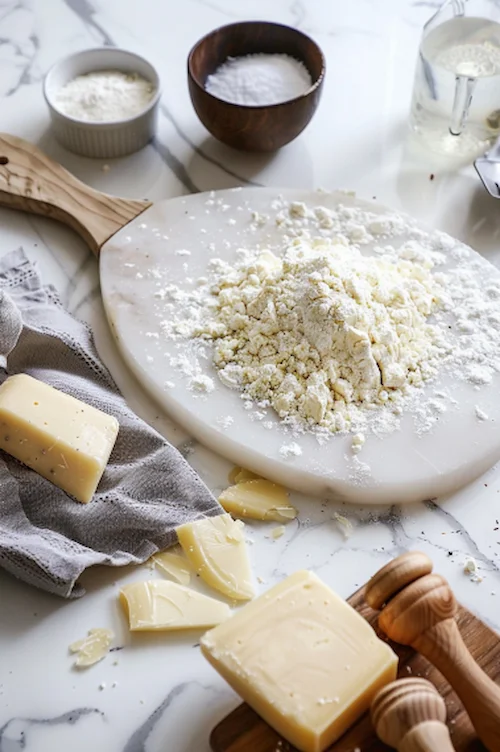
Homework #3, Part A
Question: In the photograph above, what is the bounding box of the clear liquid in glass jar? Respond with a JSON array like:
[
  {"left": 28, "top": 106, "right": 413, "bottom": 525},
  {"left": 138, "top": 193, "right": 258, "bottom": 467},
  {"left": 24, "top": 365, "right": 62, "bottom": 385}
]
[{"left": 410, "top": 15, "right": 500, "bottom": 156}]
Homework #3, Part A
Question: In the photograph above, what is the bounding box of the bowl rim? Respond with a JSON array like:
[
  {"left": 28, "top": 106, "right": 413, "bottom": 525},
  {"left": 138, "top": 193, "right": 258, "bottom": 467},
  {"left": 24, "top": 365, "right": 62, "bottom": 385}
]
[
  {"left": 43, "top": 46, "right": 162, "bottom": 127},
  {"left": 187, "top": 20, "right": 326, "bottom": 110}
]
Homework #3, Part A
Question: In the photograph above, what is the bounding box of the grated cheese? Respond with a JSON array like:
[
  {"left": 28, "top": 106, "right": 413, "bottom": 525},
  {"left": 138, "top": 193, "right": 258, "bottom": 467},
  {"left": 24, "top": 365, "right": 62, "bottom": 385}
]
[{"left": 190, "top": 237, "right": 450, "bottom": 433}]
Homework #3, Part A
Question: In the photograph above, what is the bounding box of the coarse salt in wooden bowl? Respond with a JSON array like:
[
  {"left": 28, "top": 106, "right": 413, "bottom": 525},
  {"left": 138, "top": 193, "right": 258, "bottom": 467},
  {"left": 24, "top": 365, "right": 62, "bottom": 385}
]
[{"left": 187, "top": 21, "right": 325, "bottom": 152}]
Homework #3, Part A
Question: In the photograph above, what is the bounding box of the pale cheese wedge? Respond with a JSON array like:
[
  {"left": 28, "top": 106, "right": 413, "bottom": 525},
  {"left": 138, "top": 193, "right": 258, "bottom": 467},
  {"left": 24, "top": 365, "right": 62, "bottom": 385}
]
[
  {"left": 176, "top": 514, "right": 255, "bottom": 601},
  {"left": 152, "top": 546, "right": 191, "bottom": 585},
  {"left": 119, "top": 580, "right": 231, "bottom": 631},
  {"left": 219, "top": 479, "right": 297, "bottom": 523}
]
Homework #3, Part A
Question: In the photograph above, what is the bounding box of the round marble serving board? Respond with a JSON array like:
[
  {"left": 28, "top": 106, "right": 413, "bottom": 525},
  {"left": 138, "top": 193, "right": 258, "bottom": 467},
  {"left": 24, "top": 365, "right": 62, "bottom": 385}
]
[{"left": 100, "top": 187, "right": 500, "bottom": 504}]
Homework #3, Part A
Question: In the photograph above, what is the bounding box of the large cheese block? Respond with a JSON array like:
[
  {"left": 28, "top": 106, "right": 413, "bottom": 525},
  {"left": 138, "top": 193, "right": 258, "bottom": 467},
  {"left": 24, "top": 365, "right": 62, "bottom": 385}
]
[
  {"left": 201, "top": 570, "right": 398, "bottom": 752},
  {"left": 0, "top": 374, "right": 119, "bottom": 502}
]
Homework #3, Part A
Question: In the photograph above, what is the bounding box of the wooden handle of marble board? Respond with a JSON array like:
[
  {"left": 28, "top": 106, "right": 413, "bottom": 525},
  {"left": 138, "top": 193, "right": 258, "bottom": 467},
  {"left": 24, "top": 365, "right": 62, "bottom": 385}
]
[
  {"left": 365, "top": 552, "right": 500, "bottom": 751},
  {"left": 0, "top": 133, "right": 151, "bottom": 255},
  {"left": 371, "top": 678, "right": 455, "bottom": 751}
]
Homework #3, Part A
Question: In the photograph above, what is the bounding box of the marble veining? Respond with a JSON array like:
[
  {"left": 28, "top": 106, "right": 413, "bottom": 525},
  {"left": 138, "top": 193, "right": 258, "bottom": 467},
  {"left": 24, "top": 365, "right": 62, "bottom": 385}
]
[
  {"left": 0, "top": 708, "right": 104, "bottom": 751},
  {"left": 1, "top": 1, "right": 500, "bottom": 751}
]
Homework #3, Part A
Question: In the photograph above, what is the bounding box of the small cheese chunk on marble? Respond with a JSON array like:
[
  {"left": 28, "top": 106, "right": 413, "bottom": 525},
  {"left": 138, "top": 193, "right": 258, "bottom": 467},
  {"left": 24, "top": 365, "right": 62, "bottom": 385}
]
[
  {"left": 120, "top": 580, "right": 231, "bottom": 631},
  {"left": 0, "top": 374, "right": 119, "bottom": 503},
  {"left": 176, "top": 514, "right": 255, "bottom": 601},
  {"left": 219, "top": 479, "right": 297, "bottom": 523},
  {"left": 152, "top": 547, "right": 191, "bottom": 585},
  {"left": 69, "top": 628, "right": 114, "bottom": 668},
  {"left": 201, "top": 570, "right": 398, "bottom": 752},
  {"left": 228, "top": 466, "right": 261, "bottom": 484}
]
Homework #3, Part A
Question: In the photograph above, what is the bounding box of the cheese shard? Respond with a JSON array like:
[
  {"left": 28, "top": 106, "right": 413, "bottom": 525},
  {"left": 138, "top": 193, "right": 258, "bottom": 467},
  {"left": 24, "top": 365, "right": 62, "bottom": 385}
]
[
  {"left": 228, "top": 466, "right": 262, "bottom": 484},
  {"left": 152, "top": 547, "right": 191, "bottom": 585},
  {"left": 235, "top": 468, "right": 261, "bottom": 483},
  {"left": 0, "top": 374, "right": 119, "bottom": 503},
  {"left": 119, "top": 580, "right": 231, "bottom": 631},
  {"left": 219, "top": 479, "right": 297, "bottom": 523},
  {"left": 69, "top": 628, "right": 114, "bottom": 668},
  {"left": 176, "top": 514, "right": 255, "bottom": 601},
  {"left": 201, "top": 570, "right": 398, "bottom": 752},
  {"left": 271, "top": 525, "right": 285, "bottom": 539}
]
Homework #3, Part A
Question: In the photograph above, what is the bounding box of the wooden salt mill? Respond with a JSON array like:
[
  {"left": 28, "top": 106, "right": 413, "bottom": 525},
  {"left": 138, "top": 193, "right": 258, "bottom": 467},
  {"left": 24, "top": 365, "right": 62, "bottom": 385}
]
[
  {"left": 371, "top": 677, "right": 455, "bottom": 751},
  {"left": 365, "top": 551, "right": 500, "bottom": 752}
]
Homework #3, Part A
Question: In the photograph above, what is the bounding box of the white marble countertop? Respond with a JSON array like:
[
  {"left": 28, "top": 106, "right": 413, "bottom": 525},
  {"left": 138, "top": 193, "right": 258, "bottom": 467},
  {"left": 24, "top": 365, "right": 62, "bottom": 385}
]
[{"left": 1, "top": 1, "right": 500, "bottom": 751}]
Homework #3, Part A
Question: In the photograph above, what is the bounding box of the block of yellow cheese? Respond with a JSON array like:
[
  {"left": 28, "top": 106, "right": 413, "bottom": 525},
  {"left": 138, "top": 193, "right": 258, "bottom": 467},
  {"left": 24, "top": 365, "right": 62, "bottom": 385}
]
[
  {"left": 201, "top": 570, "right": 398, "bottom": 752},
  {"left": 0, "top": 374, "right": 119, "bottom": 503}
]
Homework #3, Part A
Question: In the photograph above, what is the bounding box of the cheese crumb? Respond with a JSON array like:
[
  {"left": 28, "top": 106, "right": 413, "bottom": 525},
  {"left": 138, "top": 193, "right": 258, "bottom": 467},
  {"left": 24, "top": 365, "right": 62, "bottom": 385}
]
[
  {"left": 351, "top": 433, "right": 366, "bottom": 454},
  {"left": 332, "top": 512, "right": 353, "bottom": 539},
  {"left": 271, "top": 525, "right": 286, "bottom": 539},
  {"left": 463, "top": 556, "right": 483, "bottom": 582},
  {"left": 69, "top": 628, "right": 114, "bottom": 668}
]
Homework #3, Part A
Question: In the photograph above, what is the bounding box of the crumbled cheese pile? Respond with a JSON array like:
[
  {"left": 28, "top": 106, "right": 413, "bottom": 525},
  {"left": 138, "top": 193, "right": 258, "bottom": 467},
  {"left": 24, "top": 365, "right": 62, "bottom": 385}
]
[
  {"left": 188, "top": 237, "right": 449, "bottom": 433},
  {"left": 159, "top": 197, "right": 500, "bottom": 439}
]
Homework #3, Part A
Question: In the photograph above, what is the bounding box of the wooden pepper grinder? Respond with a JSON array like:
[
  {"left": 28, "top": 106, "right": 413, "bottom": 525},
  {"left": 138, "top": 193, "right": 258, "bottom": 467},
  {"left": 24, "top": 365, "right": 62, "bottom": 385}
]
[
  {"left": 371, "top": 677, "right": 455, "bottom": 751},
  {"left": 365, "top": 551, "right": 500, "bottom": 752}
]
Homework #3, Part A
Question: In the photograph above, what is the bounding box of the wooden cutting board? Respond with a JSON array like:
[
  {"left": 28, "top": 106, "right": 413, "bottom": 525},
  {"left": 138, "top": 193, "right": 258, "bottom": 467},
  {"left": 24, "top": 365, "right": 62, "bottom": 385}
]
[{"left": 210, "top": 588, "right": 499, "bottom": 752}]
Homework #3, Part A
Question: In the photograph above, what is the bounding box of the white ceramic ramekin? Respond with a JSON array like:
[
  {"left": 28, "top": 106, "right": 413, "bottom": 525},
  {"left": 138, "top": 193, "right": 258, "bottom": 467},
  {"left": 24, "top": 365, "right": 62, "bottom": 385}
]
[{"left": 43, "top": 47, "right": 161, "bottom": 159}]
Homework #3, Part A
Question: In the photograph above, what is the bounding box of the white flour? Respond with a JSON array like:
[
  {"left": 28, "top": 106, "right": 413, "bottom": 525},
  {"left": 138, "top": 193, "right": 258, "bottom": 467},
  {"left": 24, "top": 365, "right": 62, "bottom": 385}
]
[
  {"left": 205, "top": 53, "right": 312, "bottom": 106},
  {"left": 475, "top": 406, "right": 488, "bottom": 421},
  {"left": 279, "top": 442, "right": 303, "bottom": 458},
  {"left": 159, "top": 196, "right": 500, "bottom": 443},
  {"left": 54, "top": 70, "right": 155, "bottom": 121},
  {"left": 190, "top": 239, "right": 450, "bottom": 434}
]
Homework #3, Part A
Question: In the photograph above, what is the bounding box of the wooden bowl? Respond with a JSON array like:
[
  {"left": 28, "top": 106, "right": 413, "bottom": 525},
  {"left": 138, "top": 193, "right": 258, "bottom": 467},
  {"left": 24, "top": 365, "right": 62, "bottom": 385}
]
[{"left": 187, "top": 21, "right": 325, "bottom": 152}]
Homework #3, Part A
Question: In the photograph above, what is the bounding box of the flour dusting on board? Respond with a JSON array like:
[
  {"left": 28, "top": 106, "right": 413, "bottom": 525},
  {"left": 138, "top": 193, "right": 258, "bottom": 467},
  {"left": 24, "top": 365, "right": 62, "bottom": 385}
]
[{"left": 156, "top": 195, "right": 500, "bottom": 446}]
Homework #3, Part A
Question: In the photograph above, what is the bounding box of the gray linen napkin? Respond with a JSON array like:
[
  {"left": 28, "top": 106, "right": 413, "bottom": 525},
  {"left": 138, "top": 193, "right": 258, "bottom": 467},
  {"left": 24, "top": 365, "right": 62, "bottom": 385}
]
[{"left": 0, "top": 248, "right": 221, "bottom": 598}]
